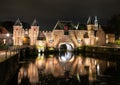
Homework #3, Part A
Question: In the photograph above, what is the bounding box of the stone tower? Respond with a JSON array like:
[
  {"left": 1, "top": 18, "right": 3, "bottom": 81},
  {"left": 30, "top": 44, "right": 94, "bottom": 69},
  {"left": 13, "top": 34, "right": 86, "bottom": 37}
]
[
  {"left": 13, "top": 18, "right": 24, "bottom": 45},
  {"left": 29, "top": 19, "right": 39, "bottom": 45},
  {"left": 94, "top": 16, "right": 98, "bottom": 29},
  {"left": 87, "top": 16, "right": 93, "bottom": 31},
  {"left": 94, "top": 16, "right": 99, "bottom": 36},
  {"left": 86, "top": 16, "right": 96, "bottom": 45}
]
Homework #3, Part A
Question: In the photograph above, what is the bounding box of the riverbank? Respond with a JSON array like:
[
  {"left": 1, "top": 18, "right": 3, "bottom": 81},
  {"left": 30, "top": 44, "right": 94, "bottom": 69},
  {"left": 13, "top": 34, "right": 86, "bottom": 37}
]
[
  {"left": 0, "top": 53, "right": 19, "bottom": 85},
  {"left": 1, "top": 45, "right": 120, "bottom": 84},
  {"left": 76, "top": 45, "right": 120, "bottom": 55}
]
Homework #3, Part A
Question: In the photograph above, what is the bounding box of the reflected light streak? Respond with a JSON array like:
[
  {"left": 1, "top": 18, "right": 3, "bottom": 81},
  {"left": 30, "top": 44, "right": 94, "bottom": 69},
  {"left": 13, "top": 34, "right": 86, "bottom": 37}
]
[
  {"left": 45, "top": 57, "right": 54, "bottom": 75},
  {"left": 17, "top": 52, "right": 117, "bottom": 84},
  {"left": 96, "top": 64, "right": 100, "bottom": 75},
  {"left": 35, "top": 53, "right": 45, "bottom": 70},
  {"left": 18, "top": 67, "right": 24, "bottom": 84},
  {"left": 28, "top": 63, "right": 39, "bottom": 84},
  {"left": 58, "top": 52, "right": 74, "bottom": 63}
]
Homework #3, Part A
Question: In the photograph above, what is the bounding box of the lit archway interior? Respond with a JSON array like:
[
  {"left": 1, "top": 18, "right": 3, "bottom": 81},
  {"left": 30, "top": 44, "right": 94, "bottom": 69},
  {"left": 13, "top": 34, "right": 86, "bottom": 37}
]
[{"left": 58, "top": 43, "right": 74, "bottom": 51}]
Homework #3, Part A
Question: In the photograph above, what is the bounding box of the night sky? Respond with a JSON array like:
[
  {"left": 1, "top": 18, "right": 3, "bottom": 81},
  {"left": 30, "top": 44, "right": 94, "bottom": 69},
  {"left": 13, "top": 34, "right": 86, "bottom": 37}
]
[{"left": 0, "top": 0, "right": 120, "bottom": 29}]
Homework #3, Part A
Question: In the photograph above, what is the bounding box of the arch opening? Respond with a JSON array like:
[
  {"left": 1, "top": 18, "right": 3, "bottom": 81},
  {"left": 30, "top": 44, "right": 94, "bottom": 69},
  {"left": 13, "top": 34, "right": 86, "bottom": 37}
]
[{"left": 59, "top": 43, "right": 74, "bottom": 52}]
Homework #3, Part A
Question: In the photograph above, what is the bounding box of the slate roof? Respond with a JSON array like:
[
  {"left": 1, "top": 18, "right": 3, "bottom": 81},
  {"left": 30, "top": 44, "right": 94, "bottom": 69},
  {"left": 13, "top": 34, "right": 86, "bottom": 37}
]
[
  {"left": 14, "top": 18, "right": 22, "bottom": 26},
  {"left": 54, "top": 21, "right": 76, "bottom": 30},
  {"left": 31, "top": 19, "right": 39, "bottom": 26}
]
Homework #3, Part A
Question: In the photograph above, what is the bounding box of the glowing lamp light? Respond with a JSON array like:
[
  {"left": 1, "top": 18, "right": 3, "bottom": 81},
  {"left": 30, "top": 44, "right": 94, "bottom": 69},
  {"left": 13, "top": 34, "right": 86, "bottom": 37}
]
[
  {"left": 6, "top": 33, "right": 10, "bottom": 37},
  {"left": 96, "top": 37, "right": 99, "bottom": 41},
  {"left": 77, "top": 39, "right": 81, "bottom": 43}
]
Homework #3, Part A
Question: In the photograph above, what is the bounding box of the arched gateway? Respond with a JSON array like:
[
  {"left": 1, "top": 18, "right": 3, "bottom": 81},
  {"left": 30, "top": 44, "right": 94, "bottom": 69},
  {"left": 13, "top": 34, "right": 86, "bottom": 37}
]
[{"left": 58, "top": 42, "right": 74, "bottom": 51}]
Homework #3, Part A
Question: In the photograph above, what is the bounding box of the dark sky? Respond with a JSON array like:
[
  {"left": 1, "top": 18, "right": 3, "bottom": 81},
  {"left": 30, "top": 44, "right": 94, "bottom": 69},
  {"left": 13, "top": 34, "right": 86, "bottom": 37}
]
[{"left": 0, "top": 0, "right": 120, "bottom": 29}]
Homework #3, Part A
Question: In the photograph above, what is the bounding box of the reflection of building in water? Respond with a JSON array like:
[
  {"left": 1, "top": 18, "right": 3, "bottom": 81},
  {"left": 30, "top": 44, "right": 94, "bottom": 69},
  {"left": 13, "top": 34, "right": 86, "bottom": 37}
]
[
  {"left": 18, "top": 53, "right": 117, "bottom": 85},
  {"left": 27, "top": 63, "right": 39, "bottom": 84},
  {"left": 18, "top": 67, "right": 28, "bottom": 84},
  {"left": 59, "top": 51, "right": 74, "bottom": 63},
  {"left": 45, "top": 57, "right": 64, "bottom": 77},
  {"left": 58, "top": 51, "right": 75, "bottom": 74},
  {"left": 35, "top": 53, "right": 45, "bottom": 70},
  {"left": 71, "top": 56, "right": 87, "bottom": 76},
  {"left": 84, "top": 58, "right": 97, "bottom": 81},
  {"left": 18, "top": 62, "right": 39, "bottom": 84}
]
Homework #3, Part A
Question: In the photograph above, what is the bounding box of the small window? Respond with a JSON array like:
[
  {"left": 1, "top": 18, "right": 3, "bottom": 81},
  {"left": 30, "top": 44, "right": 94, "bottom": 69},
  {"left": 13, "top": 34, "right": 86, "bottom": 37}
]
[{"left": 84, "top": 32, "right": 89, "bottom": 38}]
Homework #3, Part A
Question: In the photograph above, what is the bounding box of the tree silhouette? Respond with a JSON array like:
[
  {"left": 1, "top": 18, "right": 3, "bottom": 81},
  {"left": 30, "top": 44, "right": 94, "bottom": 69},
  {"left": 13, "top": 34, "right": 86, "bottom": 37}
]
[
  {"left": 108, "top": 14, "right": 120, "bottom": 39},
  {"left": 0, "top": 21, "right": 30, "bottom": 33},
  {"left": 0, "top": 28, "right": 2, "bottom": 33}
]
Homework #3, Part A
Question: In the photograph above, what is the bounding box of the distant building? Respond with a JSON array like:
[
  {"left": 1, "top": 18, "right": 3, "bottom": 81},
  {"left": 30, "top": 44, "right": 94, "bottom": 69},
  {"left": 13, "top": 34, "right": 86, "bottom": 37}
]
[
  {"left": 0, "top": 26, "right": 12, "bottom": 45},
  {"left": 106, "top": 34, "right": 115, "bottom": 44},
  {"left": 102, "top": 26, "right": 115, "bottom": 44}
]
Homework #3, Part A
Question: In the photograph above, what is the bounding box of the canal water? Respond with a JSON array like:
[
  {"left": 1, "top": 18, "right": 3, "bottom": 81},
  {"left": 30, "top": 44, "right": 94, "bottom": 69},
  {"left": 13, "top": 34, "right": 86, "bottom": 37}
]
[{"left": 9, "top": 52, "right": 120, "bottom": 85}]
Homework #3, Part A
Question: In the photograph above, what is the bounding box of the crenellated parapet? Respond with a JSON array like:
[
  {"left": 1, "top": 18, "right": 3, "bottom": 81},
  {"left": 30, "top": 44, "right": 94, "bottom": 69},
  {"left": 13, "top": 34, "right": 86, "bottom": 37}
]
[{"left": 13, "top": 17, "right": 106, "bottom": 51}]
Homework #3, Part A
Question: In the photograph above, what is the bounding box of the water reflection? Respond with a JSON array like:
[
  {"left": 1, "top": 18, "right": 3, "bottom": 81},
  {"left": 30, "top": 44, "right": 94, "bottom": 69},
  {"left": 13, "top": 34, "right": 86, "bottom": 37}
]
[{"left": 18, "top": 52, "right": 118, "bottom": 85}]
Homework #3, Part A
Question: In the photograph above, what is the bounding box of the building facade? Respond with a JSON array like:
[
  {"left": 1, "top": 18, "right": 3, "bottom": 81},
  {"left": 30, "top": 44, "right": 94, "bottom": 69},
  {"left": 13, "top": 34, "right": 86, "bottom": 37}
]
[
  {"left": 13, "top": 19, "right": 39, "bottom": 46},
  {"left": 13, "top": 17, "right": 106, "bottom": 51},
  {"left": 44, "top": 16, "right": 106, "bottom": 50}
]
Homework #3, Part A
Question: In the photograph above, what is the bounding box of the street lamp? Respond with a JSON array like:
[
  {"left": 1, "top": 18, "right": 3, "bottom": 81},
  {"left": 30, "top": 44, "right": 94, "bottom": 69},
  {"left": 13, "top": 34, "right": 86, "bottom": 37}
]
[
  {"left": 6, "top": 33, "right": 10, "bottom": 37},
  {"left": 6, "top": 33, "right": 10, "bottom": 45}
]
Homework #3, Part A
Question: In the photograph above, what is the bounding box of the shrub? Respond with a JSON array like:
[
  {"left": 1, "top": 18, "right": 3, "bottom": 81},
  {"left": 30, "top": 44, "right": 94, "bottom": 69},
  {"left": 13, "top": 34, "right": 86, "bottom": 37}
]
[{"left": 115, "top": 40, "right": 120, "bottom": 45}]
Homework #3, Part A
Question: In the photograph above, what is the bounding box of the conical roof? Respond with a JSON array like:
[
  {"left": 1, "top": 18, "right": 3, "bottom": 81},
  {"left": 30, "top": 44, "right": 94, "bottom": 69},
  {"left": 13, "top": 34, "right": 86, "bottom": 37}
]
[
  {"left": 14, "top": 18, "right": 22, "bottom": 26},
  {"left": 31, "top": 19, "right": 39, "bottom": 26},
  {"left": 94, "top": 16, "right": 98, "bottom": 26},
  {"left": 87, "top": 16, "right": 92, "bottom": 25},
  {"left": 75, "top": 22, "right": 79, "bottom": 30},
  {"left": 75, "top": 23, "right": 87, "bottom": 30},
  {"left": 37, "top": 31, "right": 46, "bottom": 40}
]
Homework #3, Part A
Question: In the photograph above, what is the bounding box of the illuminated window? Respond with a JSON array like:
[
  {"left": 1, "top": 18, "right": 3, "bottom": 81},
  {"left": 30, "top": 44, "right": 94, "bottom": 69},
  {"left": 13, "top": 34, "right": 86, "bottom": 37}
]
[
  {"left": 77, "top": 39, "right": 81, "bottom": 43},
  {"left": 49, "top": 40, "right": 54, "bottom": 43}
]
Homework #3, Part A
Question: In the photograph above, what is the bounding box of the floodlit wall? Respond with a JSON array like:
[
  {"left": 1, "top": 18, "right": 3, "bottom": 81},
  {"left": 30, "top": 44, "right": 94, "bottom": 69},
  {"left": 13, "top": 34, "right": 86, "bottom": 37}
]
[
  {"left": 97, "top": 26, "right": 106, "bottom": 45},
  {"left": 13, "top": 26, "right": 24, "bottom": 45}
]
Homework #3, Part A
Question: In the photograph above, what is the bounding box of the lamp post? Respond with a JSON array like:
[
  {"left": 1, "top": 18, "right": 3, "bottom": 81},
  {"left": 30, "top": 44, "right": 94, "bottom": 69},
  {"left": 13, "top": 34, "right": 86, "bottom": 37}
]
[{"left": 6, "top": 33, "right": 10, "bottom": 37}]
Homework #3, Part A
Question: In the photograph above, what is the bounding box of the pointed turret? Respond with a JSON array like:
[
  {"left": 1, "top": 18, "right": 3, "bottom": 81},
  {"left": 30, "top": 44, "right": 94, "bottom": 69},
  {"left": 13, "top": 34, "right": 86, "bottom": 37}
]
[
  {"left": 37, "top": 31, "right": 46, "bottom": 40},
  {"left": 53, "top": 20, "right": 60, "bottom": 31},
  {"left": 87, "top": 16, "right": 93, "bottom": 31},
  {"left": 87, "top": 16, "right": 92, "bottom": 25},
  {"left": 31, "top": 19, "right": 39, "bottom": 26},
  {"left": 94, "top": 16, "right": 98, "bottom": 29},
  {"left": 94, "top": 16, "right": 99, "bottom": 37},
  {"left": 76, "top": 22, "right": 79, "bottom": 30},
  {"left": 14, "top": 18, "right": 22, "bottom": 26}
]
